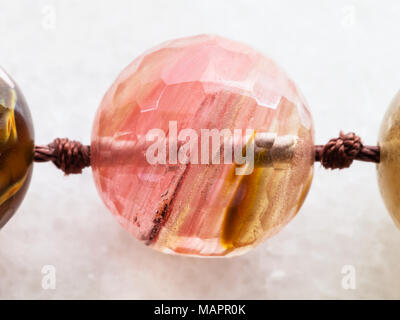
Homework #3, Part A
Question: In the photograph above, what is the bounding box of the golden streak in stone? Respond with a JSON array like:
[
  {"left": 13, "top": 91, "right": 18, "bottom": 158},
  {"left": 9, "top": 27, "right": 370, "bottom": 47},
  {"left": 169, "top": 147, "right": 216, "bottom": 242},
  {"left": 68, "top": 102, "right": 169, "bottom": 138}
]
[
  {"left": 0, "top": 77, "right": 17, "bottom": 143},
  {"left": 0, "top": 172, "right": 28, "bottom": 207},
  {"left": 0, "top": 78, "right": 22, "bottom": 206}
]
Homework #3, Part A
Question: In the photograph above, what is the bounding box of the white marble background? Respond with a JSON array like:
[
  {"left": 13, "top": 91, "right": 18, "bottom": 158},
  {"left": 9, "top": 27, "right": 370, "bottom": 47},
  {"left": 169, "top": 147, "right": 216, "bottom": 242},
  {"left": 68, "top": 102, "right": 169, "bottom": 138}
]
[{"left": 0, "top": 0, "right": 399, "bottom": 299}]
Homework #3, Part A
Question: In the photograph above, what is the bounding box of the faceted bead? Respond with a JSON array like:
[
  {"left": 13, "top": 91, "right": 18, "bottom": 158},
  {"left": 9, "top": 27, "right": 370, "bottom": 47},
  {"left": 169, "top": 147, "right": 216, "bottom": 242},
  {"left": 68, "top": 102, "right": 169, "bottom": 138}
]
[
  {"left": 91, "top": 35, "right": 314, "bottom": 257},
  {"left": 0, "top": 68, "right": 34, "bottom": 228},
  {"left": 377, "top": 91, "right": 400, "bottom": 228}
]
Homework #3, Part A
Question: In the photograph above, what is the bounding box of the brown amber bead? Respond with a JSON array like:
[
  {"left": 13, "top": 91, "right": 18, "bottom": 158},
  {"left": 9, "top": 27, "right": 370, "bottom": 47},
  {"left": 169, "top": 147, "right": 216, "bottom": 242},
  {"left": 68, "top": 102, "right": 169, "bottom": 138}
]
[{"left": 0, "top": 68, "right": 34, "bottom": 228}]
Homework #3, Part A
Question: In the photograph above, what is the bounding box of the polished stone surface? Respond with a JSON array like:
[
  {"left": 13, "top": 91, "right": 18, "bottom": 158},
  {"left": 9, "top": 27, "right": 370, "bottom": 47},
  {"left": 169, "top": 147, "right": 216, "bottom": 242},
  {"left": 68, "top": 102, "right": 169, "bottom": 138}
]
[
  {"left": 91, "top": 35, "right": 314, "bottom": 256},
  {"left": 0, "top": 68, "right": 34, "bottom": 228},
  {"left": 377, "top": 91, "right": 400, "bottom": 228}
]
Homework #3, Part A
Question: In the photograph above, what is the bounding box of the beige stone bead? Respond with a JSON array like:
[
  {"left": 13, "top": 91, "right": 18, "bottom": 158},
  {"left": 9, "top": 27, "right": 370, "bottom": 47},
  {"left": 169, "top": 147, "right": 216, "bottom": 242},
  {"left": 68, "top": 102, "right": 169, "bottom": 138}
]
[{"left": 377, "top": 91, "right": 400, "bottom": 227}]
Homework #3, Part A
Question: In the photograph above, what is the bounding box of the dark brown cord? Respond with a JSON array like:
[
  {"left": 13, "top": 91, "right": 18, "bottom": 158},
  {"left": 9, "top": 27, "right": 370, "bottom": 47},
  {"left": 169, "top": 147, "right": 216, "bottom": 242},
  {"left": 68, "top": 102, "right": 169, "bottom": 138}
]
[
  {"left": 34, "top": 138, "right": 90, "bottom": 175},
  {"left": 33, "top": 132, "right": 380, "bottom": 174},
  {"left": 315, "top": 131, "right": 380, "bottom": 169}
]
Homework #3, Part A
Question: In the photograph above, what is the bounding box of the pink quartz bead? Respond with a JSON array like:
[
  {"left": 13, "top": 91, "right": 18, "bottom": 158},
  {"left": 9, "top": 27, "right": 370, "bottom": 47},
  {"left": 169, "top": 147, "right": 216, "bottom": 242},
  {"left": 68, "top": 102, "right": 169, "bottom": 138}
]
[{"left": 91, "top": 35, "right": 314, "bottom": 257}]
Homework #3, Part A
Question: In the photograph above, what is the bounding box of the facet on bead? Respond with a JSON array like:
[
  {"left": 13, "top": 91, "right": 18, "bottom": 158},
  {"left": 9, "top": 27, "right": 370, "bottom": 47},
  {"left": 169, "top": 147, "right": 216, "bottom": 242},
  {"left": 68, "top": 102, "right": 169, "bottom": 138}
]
[
  {"left": 0, "top": 68, "right": 34, "bottom": 228},
  {"left": 377, "top": 90, "right": 400, "bottom": 228},
  {"left": 91, "top": 35, "right": 314, "bottom": 257}
]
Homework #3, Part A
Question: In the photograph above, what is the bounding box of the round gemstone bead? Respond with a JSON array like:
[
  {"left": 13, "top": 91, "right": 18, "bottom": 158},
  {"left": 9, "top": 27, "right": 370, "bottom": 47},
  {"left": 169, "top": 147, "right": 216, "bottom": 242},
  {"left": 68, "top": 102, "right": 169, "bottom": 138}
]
[
  {"left": 0, "top": 68, "right": 34, "bottom": 228},
  {"left": 91, "top": 35, "right": 314, "bottom": 256},
  {"left": 377, "top": 90, "right": 400, "bottom": 227}
]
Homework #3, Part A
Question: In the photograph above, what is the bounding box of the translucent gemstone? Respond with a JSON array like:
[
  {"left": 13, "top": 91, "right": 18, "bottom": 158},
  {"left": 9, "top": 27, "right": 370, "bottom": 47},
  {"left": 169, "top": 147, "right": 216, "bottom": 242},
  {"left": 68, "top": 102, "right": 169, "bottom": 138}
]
[
  {"left": 91, "top": 35, "right": 314, "bottom": 257},
  {"left": 0, "top": 68, "right": 34, "bottom": 228},
  {"left": 377, "top": 90, "right": 400, "bottom": 228}
]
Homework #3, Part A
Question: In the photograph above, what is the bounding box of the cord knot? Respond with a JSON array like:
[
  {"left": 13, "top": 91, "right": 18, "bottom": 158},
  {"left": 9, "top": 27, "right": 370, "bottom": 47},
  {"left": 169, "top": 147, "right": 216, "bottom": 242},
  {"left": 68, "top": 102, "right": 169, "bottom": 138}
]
[
  {"left": 319, "top": 132, "right": 362, "bottom": 169},
  {"left": 315, "top": 131, "right": 380, "bottom": 169},
  {"left": 34, "top": 138, "right": 91, "bottom": 175}
]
